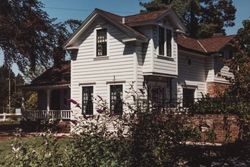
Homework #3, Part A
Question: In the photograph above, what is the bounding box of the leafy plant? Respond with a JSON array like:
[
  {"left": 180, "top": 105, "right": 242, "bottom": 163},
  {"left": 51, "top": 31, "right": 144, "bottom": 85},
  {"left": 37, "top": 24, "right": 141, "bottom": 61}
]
[{"left": 3, "top": 130, "right": 70, "bottom": 167}]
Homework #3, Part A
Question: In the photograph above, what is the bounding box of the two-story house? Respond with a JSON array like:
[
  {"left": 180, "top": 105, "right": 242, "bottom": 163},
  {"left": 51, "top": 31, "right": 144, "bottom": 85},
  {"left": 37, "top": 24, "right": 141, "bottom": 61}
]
[{"left": 23, "top": 7, "right": 235, "bottom": 120}]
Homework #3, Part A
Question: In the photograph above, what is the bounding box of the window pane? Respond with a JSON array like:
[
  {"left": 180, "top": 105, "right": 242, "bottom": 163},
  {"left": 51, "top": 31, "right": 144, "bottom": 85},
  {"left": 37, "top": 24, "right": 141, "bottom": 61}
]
[
  {"left": 183, "top": 88, "right": 195, "bottom": 107},
  {"left": 151, "top": 87, "right": 166, "bottom": 107},
  {"left": 97, "top": 29, "right": 107, "bottom": 56},
  {"left": 159, "top": 27, "right": 165, "bottom": 55},
  {"left": 82, "top": 86, "right": 93, "bottom": 115},
  {"left": 110, "top": 85, "right": 123, "bottom": 115},
  {"left": 166, "top": 29, "right": 172, "bottom": 57}
]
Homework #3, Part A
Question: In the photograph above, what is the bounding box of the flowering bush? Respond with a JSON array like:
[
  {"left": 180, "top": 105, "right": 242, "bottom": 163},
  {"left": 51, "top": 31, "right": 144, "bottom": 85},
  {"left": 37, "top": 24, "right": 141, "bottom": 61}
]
[{"left": 3, "top": 130, "right": 70, "bottom": 167}]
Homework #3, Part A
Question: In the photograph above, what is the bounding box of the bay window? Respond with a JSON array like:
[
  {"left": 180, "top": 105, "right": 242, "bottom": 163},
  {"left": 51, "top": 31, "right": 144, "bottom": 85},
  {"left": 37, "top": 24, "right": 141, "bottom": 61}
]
[{"left": 158, "top": 26, "right": 172, "bottom": 57}]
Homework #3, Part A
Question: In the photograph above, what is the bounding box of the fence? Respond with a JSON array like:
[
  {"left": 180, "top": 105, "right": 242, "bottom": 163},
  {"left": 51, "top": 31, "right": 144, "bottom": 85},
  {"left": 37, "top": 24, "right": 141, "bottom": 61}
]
[
  {"left": 0, "top": 112, "right": 22, "bottom": 121},
  {"left": 23, "top": 110, "right": 71, "bottom": 120}
]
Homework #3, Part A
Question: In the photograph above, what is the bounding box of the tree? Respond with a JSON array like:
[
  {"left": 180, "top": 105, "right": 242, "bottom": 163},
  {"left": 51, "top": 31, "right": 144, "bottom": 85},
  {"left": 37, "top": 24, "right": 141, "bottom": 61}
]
[
  {"left": 0, "top": 65, "right": 24, "bottom": 113},
  {"left": 0, "top": 0, "right": 81, "bottom": 75},
  {"left": 0, "top": 0, "right": 55, "bottom": 72},
  {"left": 229, "top": 20, "right": 250, "bottom": 99},
  {"left": 52, "top": 19, "right": 81, "bottom": 66},
  {"left": 140, "top": 0, "right": 236, "bottom": 38}
]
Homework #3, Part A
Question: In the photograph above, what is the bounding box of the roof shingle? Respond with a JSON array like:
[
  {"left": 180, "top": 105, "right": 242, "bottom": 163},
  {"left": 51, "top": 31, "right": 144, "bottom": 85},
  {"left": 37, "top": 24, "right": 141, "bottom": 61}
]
[
  {"left": 177, "top": 34, "right": 235, "bottom": 54},
  {"left": 31, "top": 61, "right": 70, "bottom": 86}
]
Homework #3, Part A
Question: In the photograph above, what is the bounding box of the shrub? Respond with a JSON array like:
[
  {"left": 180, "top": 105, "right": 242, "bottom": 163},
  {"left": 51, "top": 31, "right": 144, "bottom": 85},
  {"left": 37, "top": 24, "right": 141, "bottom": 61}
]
[{"left": 3, "top": 130, "right": 70, "bottom": 167}]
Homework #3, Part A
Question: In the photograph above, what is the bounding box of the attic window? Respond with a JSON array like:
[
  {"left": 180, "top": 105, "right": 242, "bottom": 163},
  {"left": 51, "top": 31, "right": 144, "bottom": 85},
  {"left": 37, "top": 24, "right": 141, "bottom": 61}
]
[{"left": 96, "top": 29, "right": 107, "bottom": 56}]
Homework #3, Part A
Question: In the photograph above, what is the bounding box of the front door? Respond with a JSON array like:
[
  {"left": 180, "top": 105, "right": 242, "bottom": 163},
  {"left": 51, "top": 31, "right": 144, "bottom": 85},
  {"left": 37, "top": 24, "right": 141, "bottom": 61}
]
[{"left": 50, "top": 89, "right": 60, "bottom": 110}]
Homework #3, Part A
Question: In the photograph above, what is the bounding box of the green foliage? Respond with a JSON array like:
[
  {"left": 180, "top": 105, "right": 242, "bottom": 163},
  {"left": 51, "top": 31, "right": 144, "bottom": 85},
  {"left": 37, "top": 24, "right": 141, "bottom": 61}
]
[
  {"left": 68, "top": 89, "right": 197, "bottom": 167},
  {"left": 0, "top": 0, "right": 81, "bottom": 74},
  {"left": 190, "top": 93, "right": 250, "bottom": 115},
  {"left": 3, "top": 86, "right": 250, "bottom": 166},
  {"left": 130, "top": 111, "right": 194, "bottom": 166},
  {"left": 24, "top": 91, "right": 38, "bottom": 110},
  {"left": 3, "top": 131, "right": 70, "bottom": 167},
  {"left": 205, "top": 128, "right": 216, "bottom": 143},
  {"left": 0, "top": 65, "right": 24, "bottom": 113},
  {"left": 228, "top": 19, "right": 250, "bottom": 142},
  {"left": 70, "top": 133, "right": 130, "bottom": 167},
  {"left": 229, "top": 19, "right": 250, "bottom": 100},
  {"left": 140, "top": 0, "right": 236, "bottom": 38}
]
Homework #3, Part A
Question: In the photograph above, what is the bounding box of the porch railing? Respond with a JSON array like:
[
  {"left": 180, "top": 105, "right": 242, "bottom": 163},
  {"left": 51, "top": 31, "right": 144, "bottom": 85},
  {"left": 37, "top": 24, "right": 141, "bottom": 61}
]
[{"left": 23, "top": 110, "right": 71, "bottom": 120}]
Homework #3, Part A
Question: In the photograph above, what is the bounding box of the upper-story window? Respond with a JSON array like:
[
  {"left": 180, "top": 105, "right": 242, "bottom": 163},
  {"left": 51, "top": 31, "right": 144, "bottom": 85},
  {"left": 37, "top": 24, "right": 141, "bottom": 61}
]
[
  {"left": 159, "top": 27, "right": 165, "bottom": 56},
  {"left": 166, "top": 29, "right": 172, "bottom": 57},
  {"left": 158, "top": 26, "right": 172, "bottom": 57},
  {"left": 96, "top": 29, "right": 107, "bottom": 56}
]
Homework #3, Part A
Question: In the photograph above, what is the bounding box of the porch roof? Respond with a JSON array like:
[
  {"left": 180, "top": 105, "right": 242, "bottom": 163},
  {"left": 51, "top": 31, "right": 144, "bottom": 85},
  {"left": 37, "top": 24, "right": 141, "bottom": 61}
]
[
  {"left": 23, "top": 61, "right": 70, "bottom": 89},
  {"left": 177, "top": 34, "right": 235, "bottom": 54}
]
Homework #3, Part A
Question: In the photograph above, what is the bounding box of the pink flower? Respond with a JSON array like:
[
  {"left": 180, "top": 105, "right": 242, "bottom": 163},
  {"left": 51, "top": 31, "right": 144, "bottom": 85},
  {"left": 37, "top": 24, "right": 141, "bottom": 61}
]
[{"left": 67, "top": 99, "right": 79, "bottom": 105}]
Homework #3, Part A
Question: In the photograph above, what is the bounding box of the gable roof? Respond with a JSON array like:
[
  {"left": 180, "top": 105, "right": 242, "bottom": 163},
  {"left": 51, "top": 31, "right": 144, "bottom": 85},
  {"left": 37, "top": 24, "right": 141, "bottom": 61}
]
[
  {"left": 199, "top": 35, "right": 235, "bottom": 53},
  {"left": 95, "top": 9, "right": 148, "bottom": 41},
  {"left": 177, "top": 34, "right": 235, "bottom": 54},
  {"left": 125, "top": 9, "right": 170, "bottom": 25},
  {"left": 64, "top": 7, "right": 186, "bottom": 49},
  {"left": 30, "top": 61, "right": 70, "bottom": 86}
]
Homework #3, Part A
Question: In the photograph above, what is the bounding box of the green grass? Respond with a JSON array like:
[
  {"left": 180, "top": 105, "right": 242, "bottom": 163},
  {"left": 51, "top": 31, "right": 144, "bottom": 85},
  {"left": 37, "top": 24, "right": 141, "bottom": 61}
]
[
  {"left": 0, "top": 139, "right": 12, "bottom": 165},
  {"left": 0, "top": 136, "right": 70, "bottom": 165}
]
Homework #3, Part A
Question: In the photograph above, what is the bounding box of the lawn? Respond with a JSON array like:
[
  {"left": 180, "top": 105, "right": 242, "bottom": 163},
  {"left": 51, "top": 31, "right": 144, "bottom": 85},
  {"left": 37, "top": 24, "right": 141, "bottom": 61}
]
[{"left": 0, "top": 135, "right": 70, "bottom": 166}]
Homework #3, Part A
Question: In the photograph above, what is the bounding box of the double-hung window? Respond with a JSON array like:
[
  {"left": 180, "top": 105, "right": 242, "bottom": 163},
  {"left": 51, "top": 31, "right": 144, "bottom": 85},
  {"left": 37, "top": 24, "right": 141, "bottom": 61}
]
[
  {"left": 82, "top": 86, "right": 93, "bottom": 115},
  {"left": 159, "top": 27, "right": 165, "bottom": 56},
  {"left": 96, "top": 29, "right": 107, "bottom": 56},
  {"left": 158, "top": 27, "right": 172, "bottom": 57},
  {"left": 110, "top": 85, "right": 123, "bottom": 115}
]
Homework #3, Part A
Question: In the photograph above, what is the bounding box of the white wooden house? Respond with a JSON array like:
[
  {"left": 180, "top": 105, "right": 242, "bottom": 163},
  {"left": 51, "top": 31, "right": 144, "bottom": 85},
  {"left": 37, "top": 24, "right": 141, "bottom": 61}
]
[{"left": 23, "top": 8, "right": 235, "bottom": 120}]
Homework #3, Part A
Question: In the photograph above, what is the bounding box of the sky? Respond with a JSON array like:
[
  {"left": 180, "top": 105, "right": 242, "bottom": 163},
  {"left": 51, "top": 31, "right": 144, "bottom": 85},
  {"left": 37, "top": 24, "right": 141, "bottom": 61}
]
[{"left": 1, "top": 0, "right": 250, "bottom": 74}]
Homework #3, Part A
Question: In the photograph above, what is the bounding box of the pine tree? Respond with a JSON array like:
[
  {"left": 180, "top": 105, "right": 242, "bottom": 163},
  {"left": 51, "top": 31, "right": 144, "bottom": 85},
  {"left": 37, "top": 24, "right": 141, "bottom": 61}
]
[{"left": 140, "top": 0, "right": 236, "bottom": 38}]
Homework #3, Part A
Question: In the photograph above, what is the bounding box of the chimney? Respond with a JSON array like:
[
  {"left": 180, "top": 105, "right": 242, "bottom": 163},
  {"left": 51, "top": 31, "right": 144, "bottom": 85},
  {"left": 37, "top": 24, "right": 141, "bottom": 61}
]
[
  {"left": 122, "top": 17, "right": 126, "bottom": 24},
  {"left": 213, "top": 33, "right": 224, "bottom": 37}
]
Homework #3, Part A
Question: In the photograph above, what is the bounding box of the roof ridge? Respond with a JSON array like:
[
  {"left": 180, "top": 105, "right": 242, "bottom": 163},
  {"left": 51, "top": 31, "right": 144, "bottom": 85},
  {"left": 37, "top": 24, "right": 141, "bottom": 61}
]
[
  {"left": 125, "top": 9, "right": 169, "bottom": 18},
  {"left": 197, "top": 40, "right": 207, "bottom": 53},
  {"left": 199, "top": 34, "right": 236, "bottom": 41},
  {"left": 95, "top": 8, "right": 122, "bottom": 18}
]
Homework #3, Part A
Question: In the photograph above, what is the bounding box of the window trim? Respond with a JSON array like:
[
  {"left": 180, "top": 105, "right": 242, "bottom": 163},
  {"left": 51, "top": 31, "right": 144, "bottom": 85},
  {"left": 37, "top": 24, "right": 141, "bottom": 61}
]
[
  {"left": 81, "top": 85, "right": 94, "bottom": 115},
  {"left": 108, "top": 84, "right": 123, "bottom": 115},
  {"left": 95, "top": 28, "right": 108, "bottom": 57},
  {"left": 157, "top": 26, "right": 173, "bottom": 57},
  {"left": 182, "top": 87, "right": 196, "bottom": 108}
]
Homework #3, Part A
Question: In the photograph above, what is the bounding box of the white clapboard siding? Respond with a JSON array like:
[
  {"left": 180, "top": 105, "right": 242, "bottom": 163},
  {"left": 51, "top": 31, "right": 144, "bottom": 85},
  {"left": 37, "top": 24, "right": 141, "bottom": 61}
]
[
  {"left": 214, "top": 65, "right": 234, "bottom": 84},
  {"left": 214, "top": 57, "right": 234, "bottom": 83},
  {"left": 135, "top": 26, "right": 154, "bottom": 74},
  {"left": 205, "top": 57, "right": 215, "bottom": 82},
  {"left": 71, "top": 19, "right": 136, "bottom": 116},
  {"left": 177, "top": 52, "right": 207, "bottom": 99}
]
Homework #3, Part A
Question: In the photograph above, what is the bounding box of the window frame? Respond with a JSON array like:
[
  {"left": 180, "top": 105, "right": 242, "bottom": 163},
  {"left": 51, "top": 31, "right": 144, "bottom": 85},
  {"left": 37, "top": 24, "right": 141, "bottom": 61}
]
[
  {"left": 109, "top": 84, "right": 123, "bottom": 115},
  {"left": 82, "top": 86, "right": 94, "bottom": 115},
  {"left": 158, "top": 26, "right": 173, "bottom": 57},
  {"left": 182, "top": 88, "right": 195, "bottom": 108},
  {"left": 96, "top": 28, "right": 107, "bottom": 57}
]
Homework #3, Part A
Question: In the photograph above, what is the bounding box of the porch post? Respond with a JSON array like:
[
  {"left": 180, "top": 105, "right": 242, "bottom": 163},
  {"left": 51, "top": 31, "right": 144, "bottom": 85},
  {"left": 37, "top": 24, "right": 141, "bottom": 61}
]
[{"left": 46, "top": 89, "right": 51, "bottom": 111}]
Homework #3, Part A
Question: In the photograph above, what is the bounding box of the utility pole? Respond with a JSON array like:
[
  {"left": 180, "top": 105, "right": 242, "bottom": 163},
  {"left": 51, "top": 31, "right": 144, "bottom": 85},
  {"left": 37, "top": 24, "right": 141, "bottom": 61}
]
[{"left": 8, "top": 67, "right": 11, "bottom": 113}]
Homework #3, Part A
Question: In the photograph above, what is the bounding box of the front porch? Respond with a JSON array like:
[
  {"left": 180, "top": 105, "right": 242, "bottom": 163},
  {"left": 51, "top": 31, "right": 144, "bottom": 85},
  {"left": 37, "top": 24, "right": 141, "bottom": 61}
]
[
  {"left": 22, "top": 61, "right": 71, "bottom": 121},
  {"left": 22, "top": 85, "right": 71, "bottom": 120}
]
